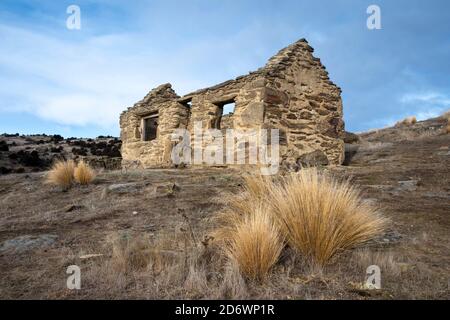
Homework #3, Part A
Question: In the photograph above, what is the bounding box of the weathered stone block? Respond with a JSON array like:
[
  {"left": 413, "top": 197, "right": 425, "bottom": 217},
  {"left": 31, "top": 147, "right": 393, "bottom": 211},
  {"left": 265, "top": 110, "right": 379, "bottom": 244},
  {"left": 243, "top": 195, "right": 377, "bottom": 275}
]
[{"left": 297, "top": 150, "right": 329, "bottom": 167}]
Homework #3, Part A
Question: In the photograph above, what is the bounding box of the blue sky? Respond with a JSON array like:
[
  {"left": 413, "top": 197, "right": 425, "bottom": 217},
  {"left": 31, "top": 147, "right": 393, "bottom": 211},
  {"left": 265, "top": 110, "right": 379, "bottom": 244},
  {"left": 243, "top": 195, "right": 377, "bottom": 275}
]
[{"left": 0, "top": 0, "right": 449, "bottom": 137}]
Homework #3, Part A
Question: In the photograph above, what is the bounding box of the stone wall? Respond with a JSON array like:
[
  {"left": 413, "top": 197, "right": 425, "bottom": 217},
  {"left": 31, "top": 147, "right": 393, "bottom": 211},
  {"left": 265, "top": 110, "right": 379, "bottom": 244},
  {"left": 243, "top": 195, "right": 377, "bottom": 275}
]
[
  {"left": 261, "top": 40, "right": 345, "bottom": 169},
  {"left": 119, "top": 38, "right": 345, "bottom": 170},
  {"left": 220, "top": 114, "right": 233, "bottom": 129},
  {"left": 120, "top": 84, "right": 189, "bottom": 168}
]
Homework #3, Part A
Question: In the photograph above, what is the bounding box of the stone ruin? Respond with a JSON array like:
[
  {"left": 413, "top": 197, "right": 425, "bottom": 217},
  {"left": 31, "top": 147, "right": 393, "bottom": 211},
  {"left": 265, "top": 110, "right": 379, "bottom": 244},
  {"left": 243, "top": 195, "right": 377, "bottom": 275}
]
[{"left": 119, "top": 38, "right": 345, "bottom": 171}]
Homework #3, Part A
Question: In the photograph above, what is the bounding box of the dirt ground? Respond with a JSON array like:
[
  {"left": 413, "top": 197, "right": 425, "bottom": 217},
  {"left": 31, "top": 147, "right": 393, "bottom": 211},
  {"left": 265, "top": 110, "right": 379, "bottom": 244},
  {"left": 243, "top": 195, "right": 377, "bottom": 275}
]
[{"left": 0, "top": 116, "right": 449, "bottom": 299}]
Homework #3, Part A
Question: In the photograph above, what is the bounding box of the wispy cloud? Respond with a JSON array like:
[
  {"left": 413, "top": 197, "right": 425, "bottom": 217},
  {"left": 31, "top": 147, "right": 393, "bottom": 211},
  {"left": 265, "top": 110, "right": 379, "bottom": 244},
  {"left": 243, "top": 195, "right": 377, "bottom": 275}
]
[
  {"left": 361, "top": 91, "right": 450, "bottom": 130},
  {"left": 0, "top": 24, "right": 157, "bottom": 129},
  {"left": 399, "top": 91, "right": 450, "bottom": 120},
  {"left": 1, "top": 0, "right": 449, "bottom": 136},
  {"left": 0, "top": 20, "right": 281, "bottom": 132},
  {"left": 400, "top": 92, "right": 450, "bottom": 106}
]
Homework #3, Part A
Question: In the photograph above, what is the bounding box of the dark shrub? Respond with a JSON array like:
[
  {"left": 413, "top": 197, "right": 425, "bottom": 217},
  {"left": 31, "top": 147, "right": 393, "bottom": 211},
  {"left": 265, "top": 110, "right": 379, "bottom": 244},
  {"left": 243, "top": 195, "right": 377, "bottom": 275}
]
[
  {"left": 51, "top": 134, "right": 64, "bottom": 143},
  {"left": 8, "top": 152, "right": 18, "bottom": 160},
  {"left": 0, "top": 167, "right": 12, "bottom": 174},
  {"left": 21, "top": 150, "right": 42, "bottom": 166},
  {"left": 72, "top": 147, "right": 88, "bottom": 156},
  {"left": 0, "top": 140, "right": 8, "bottom": 151},
  {"left": 50, "top": 146, "right": 64, "bottom": 153}
]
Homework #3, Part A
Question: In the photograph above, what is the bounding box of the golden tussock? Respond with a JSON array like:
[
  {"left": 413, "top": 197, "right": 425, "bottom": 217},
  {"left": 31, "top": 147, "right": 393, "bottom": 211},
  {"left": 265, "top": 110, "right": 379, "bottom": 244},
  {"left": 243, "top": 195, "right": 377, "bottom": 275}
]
[
  {"left": 215, "top": 168, "right": 387, "bottom": 271},
  {"left": 45, "top": 160, "right": 75, "bottom": 190},
  {"left": 74, "top": 160, "right": 95, "bottom": 185},
  {"left": 224, "top": 206, "right": 283, "bottom": 281},
  {"left": 395, "top": 116, "right": 417, "bottom": 127}
]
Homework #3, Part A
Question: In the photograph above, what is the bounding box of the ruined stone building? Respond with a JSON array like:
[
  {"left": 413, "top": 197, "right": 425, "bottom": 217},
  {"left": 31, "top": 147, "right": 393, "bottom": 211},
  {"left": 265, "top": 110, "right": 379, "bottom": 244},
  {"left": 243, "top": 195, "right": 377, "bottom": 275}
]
[{"left": 120, "top": 39, "right": 345, "bottom": 170}]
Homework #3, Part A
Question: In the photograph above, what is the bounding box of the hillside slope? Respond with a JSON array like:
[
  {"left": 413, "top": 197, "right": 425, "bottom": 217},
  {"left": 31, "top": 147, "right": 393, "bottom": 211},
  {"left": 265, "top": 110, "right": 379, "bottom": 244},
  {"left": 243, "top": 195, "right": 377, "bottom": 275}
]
[
  {"left": 0, "top": 134, "right": 122, "bottom": 174},
  {"left": 0, "top": 115, "right": 448, "bottom": 299}
]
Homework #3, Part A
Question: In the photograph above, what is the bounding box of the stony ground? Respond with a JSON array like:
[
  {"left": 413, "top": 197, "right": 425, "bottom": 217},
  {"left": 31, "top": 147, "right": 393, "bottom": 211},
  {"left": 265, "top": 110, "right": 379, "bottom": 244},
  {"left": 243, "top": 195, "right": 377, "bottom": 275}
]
[
  {"left": 0, "top": 134, "right": 121, "bottom": 175},
  {"left": 0, "top": 116, "right": 448, "bottom": 299}
]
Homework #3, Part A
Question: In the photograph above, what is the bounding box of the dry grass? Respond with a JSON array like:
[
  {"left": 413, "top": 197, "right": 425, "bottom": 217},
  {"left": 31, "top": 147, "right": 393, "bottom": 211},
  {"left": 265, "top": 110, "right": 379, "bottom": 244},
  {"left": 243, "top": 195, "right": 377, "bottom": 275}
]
[
  {"left": 270, "top": 169, "right": 387, "bottom": 269},
  {"left": 213, "top": 175, "right": 273, "bottom": 241},
  {"left": 99, "top": 231, "right": 227, "bottom": 299},
  {"left": 45, "top": 160, "right": 94, "bottom": 189},
  {"left": 440, "top": 110, "right": 450, "bottom": 134},
  {"left": 107, "top": 232, "right": 154, "bottom": 274},
  {"left": 359, "top": 141, "right": 393, "bottom": 151},
  {"left": 45, "top": 160, "right": 75, "bottom": 190},
  {"left": 353, "top": 249, "right": 402, "bottom": 276},
  {"left": 3, "top": 164, "right": 447, "bottom": 299},
  {"left": 216, "top": 168, "right": 387, "bottom": 271},
  {"left": 441, "top": 109, "right": 450, "bottom": 119},
  {"left": 220, "top": 261, "right": 248, "bottom": 299},
  {"left": 74, "top": 161, "right": 95, "bottom": 185},
  {"left": 395, "top": 116, "right": 417, "bottom": 127},
  {"left": 225, "top": 206, "right": 284, "bottom": 281}
]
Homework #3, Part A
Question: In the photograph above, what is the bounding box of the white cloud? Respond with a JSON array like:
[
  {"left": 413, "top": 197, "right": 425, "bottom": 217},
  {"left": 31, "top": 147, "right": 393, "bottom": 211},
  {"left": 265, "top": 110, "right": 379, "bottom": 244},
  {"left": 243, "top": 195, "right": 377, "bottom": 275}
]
[
  {"left": 361, "top": 91, "right": 450, "bottom": 130},
  {"left": 400, "top": 92, "right": 450, "bottom": 106},
  {"left": 399, "top": 91, "right": 450, "bottom": 120},
  {"left": 0, "top": 24, "right": 158, "bottom": 128},
  {"left": 0, "top": 21, "right": 283, "bottom": 131}
]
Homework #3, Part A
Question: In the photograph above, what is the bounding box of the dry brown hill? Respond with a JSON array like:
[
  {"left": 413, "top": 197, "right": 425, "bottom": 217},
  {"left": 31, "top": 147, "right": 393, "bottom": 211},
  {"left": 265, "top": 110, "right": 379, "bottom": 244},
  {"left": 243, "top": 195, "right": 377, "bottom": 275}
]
[{"left": 0, "top": 115, "right": 448, "bottom": 299}]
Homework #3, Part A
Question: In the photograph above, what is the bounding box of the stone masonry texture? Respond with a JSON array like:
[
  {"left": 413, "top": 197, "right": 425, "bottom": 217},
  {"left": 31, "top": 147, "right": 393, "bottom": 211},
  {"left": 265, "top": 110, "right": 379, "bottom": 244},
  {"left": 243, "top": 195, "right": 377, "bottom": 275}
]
[{"left": 119, "top": 39, "right": 345, "bottom": 170}]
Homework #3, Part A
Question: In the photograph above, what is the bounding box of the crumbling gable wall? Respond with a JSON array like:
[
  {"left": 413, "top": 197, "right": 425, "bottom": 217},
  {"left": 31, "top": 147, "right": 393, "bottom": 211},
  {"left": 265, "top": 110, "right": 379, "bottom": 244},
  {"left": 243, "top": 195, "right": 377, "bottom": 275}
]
[
  {"left": 119, "top": 38, "right": 345, "bottom": 170},
  {"left": 120, "top": 84, "right": 189, "bottom": 168},
  {"left": 260, "top": 39, "right": 345, "bottom": 169}
]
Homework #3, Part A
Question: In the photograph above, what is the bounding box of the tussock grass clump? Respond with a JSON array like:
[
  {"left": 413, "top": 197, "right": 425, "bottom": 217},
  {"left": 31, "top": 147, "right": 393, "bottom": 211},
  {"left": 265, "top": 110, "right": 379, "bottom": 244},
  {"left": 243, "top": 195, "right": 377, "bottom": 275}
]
[
  {"left": 213, "top": 175, "right": 273, "bottom": 242},
  {"left": 45, "top": 160, "right": 95, "bottom": 189},
  {"left": 45, "top": 160, "right": 75, "bottom": 190},
  {"left": 395, "top": 116, "right": 417, "bottom": 127},
  {"left": 216, "top": 168, "right": 387, "bottom": 271},
  {"left": 74, "top": 160, "right": 95, "bottom": 185},
  {"left": 225, "top": 207, "right": 283, "bottom": 281},
  {"left": 268, "top": 169, "right": 387, "bottom": 269},
  {"left": 441, "top": 109, "right": 450, "bottom": 119}
]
